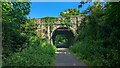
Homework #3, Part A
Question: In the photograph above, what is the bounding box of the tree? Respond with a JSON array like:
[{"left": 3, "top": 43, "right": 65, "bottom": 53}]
[
  {"left": 70, "top": 2, "right": 119, "bottom": 66},
  {"left": 60, "top": 8, "right": 80, "bottom": 17},
  {"left": 60, "top": 8, "right": 80, "bottom": 26},
  {"left": 2, "top": 2, "right": 30, "bottom": 57}
]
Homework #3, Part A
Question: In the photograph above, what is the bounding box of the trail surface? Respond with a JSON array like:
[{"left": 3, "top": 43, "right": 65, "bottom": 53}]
[{"left": 56, "top": 48, "right": 87, "bottom": 66}]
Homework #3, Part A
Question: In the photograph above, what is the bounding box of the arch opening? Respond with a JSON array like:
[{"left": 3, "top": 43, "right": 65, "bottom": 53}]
[{"left": 51, "top": 27, "right": 75, "bottom": 48}]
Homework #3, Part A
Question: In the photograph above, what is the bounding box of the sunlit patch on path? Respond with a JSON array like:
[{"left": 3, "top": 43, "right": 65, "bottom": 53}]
[{"left": 56, "top": 48, "right": 87, "bottom": 66}]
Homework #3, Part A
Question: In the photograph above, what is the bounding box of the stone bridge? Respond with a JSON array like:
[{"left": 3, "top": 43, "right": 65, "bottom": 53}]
[{"left": 34, "top": 16, "right": 85, "bottom": 45}]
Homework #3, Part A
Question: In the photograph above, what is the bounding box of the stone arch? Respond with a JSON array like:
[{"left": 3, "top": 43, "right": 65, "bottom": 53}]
[
  {"left": 51, "top": 27, "right": 75, "bottom": 47},
  {"left": 51, "top": 26, "right": 76, "bottom": 37}
]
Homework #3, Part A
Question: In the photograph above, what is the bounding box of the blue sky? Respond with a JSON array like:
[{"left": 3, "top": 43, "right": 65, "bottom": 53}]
[{"left": 28, "top": 2, "right": 93, "bottom": 18}]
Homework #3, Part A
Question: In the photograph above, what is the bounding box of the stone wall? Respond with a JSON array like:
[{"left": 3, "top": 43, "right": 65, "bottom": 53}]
[{"left": 34, "top": 16, "right": 85, "bottom": 40}]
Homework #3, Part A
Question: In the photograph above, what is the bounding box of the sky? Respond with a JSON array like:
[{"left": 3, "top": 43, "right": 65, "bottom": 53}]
[{"left": 28, "top": 2, "right": 93, "bottom": 18}]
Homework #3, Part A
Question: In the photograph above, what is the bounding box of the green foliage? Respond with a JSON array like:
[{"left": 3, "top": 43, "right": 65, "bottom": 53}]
[
  {"left": 70, "top": 2, "right": 119, "bottom": 67},
  {"left": 2, "top": 2, "right": 30, "bottom": 57},
  {"left": 55, "top": 35, "right": 68, "bottom": 47},
  {"left": 60, "top": 8, "right": 80, "bottom": 26},
  {"left": 3, "top": 36, "right": 56, "bottom": 66},
  {"left": 21, "top": 19, "right": 37, "bottom": 37},
  {"left": 60, "top": 8, "right": 80, "bottom": 17},
  {"left": 2, "top": 2, "right": 56, "bottom": 66},
  {"left": 70, "top": 41, "right": 118, "bottom": 66},
  {"left": 40, "top": 17, "right": 58, "bottom": 32},
  {"left": 60, "top": 17, "right": 71, "bottom": 26},
  {"left": 41, "top": 17, "right": 58, "bottom": 24}
]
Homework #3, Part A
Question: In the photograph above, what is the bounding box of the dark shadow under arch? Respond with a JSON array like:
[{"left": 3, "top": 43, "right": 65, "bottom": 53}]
[{"left": 52, "top": 27, "right": 75, "bottom": 48}]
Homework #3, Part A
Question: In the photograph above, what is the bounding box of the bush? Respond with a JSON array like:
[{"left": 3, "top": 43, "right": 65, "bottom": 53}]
[
  {"left": 70, "top": 40, "right": 118, "bottom": 66},
  {"left": 2, "top": 36, "right": 56, "bottom": 66},
  {"left": 70, "top": 2, "right": 119, "bottom": 67}
]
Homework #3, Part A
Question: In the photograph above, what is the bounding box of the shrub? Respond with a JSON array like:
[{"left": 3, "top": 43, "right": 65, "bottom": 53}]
[
  {"left": 2, "top": 36, "right": 56, "bottom": 66},
  {"left": 70, "top": 40, "right": 118, "bottom": 66},
  {"left": 70, "top": 2, "right": 119, "bottom": 67}
]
